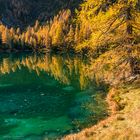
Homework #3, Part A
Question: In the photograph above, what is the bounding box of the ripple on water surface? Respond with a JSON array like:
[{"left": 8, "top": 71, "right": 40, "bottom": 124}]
[{"left": 0, "top": 53, "right": 108, "bottom": 139}]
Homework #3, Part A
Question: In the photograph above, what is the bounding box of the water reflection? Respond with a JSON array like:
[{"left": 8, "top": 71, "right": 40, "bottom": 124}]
[
  {"left": 0, "top": 53, "right": 92, "bottom": 90},
  {"left": 0, "top": 53, "right": 108, "bottom": 139}
]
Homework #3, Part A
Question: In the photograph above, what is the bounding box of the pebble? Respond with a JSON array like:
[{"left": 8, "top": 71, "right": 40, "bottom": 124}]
[{"left": 24, "top": 99, "right": 27, "bottom": 102}]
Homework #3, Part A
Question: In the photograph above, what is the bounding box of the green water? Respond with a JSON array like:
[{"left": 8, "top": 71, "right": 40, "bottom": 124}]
[{"left": 0, "top": 53, "right": 108, "bottom": 140}]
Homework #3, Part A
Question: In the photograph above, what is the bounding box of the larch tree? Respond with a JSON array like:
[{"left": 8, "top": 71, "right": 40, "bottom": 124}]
[
  {"left": 66, "top": 25, "right": 74, "bottom": 45},
  {"left": 16, "top": 28, "right": 21, "bottom": 35},
  {"left": 34, "top": 20, "right": 40, "bottom": 32},
  {"left": 74, "top": 24, "right": 80, "bottom": 44},
  {"left": 44, "top": 29, "right": 51, "bottom": 48},
  {"left": 76, "top": 0, "right": 140, "bottom": 49},
  {"left": 52, "top": 22, "right": 64, "bottom": 47},
  {"left": 1, "top": 27, "right": 12, "bottom": 48}
]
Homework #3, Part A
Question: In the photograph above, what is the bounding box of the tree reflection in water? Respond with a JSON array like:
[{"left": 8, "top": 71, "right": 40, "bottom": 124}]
[{"left": 0, "top": 53, "right": 108, "bottom": 139}]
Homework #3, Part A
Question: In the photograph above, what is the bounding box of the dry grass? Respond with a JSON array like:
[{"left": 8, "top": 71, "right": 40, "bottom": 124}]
[
  {"left": 64, "top": 45, "right": 140, "bottom": 140},
  {"left": 64, "top": 81, "right": 140, "bottom": 140}
]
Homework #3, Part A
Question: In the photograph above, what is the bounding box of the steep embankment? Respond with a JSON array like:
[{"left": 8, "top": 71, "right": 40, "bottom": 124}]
[
  {"left": 63, "top": 1, "right": 140, "bottom": 138},
  {"left": 64, "top": 44, "right": 140, "bottom": 139}
]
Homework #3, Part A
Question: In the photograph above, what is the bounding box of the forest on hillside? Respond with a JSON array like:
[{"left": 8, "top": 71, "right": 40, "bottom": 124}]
[
  {"left": 0, "top": 0, "right": 140, "bottom": 56},
  {"left": 0, "top": 0, "right": 81, "bottom": 27}
]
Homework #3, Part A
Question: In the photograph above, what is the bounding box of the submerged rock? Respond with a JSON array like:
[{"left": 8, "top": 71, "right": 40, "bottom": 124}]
[{"left": 63, "top": 86, "right": 74, "bottom": 91}]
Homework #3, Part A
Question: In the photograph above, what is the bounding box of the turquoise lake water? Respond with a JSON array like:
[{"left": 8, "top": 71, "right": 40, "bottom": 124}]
[{"left": 0, "top": 53, "right": 108, "bottom": 140}]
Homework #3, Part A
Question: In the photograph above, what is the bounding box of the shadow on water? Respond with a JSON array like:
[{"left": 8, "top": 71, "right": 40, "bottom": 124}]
[{"left": 0, "top": 53, "right": 109, "bottom": 140}]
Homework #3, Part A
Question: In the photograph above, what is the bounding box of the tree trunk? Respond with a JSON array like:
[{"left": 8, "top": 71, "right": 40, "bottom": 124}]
[
  {"left": 127, "top": 24, "right": 133, "bottom": 35},
  {"left": 126, "top": 4, "right": 133, "bottom": 35}
]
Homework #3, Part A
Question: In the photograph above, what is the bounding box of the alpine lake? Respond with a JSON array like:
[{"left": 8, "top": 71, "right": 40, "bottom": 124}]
[{"left": 0, "top": 52, "right": 108, "bottom": 140}]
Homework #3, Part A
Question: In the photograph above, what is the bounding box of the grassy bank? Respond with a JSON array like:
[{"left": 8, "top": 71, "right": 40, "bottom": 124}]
[
  {"left": 63, "top": 44, "right": 140, "bottom": 140},
  {"left": 64, "top": 80, "right": 140, "bottom": 140}
]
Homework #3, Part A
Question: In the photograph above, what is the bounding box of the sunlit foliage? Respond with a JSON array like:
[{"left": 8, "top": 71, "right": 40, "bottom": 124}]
[
  {"left": 0, "top": 0, "right": 140, "bottom": 54},
  {"left": 0, "top": 10, "right": 73, "bottom": 51},
  {"left": 75, "top": 0, "right": 140, "bottom": 52}
]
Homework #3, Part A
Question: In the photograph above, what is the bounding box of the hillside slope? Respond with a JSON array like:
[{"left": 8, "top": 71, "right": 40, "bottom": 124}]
[{"left": 0, "top": 0, "right": 81, "bottom": 27}]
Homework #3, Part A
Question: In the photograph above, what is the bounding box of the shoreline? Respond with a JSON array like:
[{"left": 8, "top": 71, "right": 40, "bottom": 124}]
[
  {"left": 0, "top": 46, "right": 139, "bottom": 140},
  {"left": 64, "top": 80, "right": 140, "bottom": 140}
]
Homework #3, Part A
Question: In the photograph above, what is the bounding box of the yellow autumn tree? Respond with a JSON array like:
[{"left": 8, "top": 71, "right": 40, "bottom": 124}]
[
  {"left": 76, "top": 0, "right": 140, "bottom": 50},
  {"left": 1, "top": 27, "right": 12, "bottom": 48},
  {"left": 66, "top": 25, "right": 75, "bottom": 45}
]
